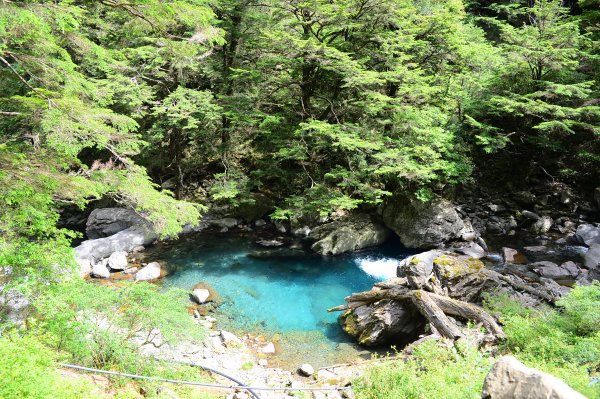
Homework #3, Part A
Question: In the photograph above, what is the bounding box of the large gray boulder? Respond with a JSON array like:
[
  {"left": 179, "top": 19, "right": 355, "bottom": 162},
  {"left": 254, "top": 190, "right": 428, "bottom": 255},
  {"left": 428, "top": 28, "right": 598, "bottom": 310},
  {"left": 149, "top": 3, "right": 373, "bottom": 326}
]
[
  {"left": 382, "top": 196, "right": 464, "bottom": 249},
  {"left": 482, "top": 356, "right": 587, "bottom": 399},
  {"left": 86, "top": 208, "right": 148, "bottom": 239},
  {"left": 309, "top": 214, "right": 390, "bottom": 255},
  {"left": 75, "top": 226, "right": 156, "bottom": 276},
  {"left": 583, "top": 243, "right": 600, "bottom": 281},
  {"left": 338, "top": 299, "right": 425, "bottom": 347},
  {"left": 574, "top": 223, "right": 600, "bottom": 246}
]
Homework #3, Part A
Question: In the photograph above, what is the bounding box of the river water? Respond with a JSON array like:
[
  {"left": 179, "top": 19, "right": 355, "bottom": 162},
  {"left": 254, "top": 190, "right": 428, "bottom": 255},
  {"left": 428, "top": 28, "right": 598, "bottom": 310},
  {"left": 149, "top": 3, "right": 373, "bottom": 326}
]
[{"left": 144, "top": 231, "right": 414, "bottom": 367}]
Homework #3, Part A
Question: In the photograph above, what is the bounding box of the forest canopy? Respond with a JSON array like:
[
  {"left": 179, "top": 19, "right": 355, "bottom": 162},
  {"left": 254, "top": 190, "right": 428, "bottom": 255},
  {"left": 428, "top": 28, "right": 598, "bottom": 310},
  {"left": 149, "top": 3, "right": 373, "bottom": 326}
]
[{"left": 0, "top": 0, "right": 599, "bottom": 288}]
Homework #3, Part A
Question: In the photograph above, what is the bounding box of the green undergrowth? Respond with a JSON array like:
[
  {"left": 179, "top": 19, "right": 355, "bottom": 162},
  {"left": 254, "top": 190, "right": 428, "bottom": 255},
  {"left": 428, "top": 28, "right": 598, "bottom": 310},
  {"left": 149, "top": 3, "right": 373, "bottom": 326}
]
[
  {"left": 354, "top": 339, "right": 493, "bottom": 399},
  {"left": 1, "top": 279, "right": 220, "bottom": 399},
  {"left": 484, "top": 283, "right": 600, "bottom": 398},
  {"left": 355, "top": 283, "right": 600, "bottom": 399}
]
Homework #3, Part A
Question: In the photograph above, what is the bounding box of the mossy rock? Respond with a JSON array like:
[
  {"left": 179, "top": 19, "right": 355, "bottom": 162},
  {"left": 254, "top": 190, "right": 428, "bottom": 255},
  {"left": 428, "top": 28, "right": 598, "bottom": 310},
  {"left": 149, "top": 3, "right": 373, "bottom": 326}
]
[{"left": 433, "top": 254, "right": 484, "bottom": 280}]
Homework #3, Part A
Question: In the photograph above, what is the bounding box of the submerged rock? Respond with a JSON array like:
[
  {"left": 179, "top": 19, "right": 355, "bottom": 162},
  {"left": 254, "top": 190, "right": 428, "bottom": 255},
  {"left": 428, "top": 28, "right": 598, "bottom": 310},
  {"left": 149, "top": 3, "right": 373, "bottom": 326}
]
[
  {"left": 309, "top": 213, "right": 390, "bottom": 255},
  {"left": 482, "top": 356, "right": 587, "bottom": 399},
  {"left": 382, "top": 195, "right": 464, "bottom": 249}
]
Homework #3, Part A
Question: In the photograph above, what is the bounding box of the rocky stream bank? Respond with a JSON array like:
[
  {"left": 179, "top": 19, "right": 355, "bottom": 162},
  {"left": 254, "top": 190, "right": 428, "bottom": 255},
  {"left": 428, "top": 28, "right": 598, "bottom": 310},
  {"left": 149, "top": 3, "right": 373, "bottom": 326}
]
[{"left": 55, "top": 184, "right": 600, "bottom": 399}]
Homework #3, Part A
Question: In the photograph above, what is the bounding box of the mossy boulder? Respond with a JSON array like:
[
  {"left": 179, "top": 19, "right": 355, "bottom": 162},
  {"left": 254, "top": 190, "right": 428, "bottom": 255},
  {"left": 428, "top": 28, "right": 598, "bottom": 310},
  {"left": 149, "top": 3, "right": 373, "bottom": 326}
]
[{"left": 309, "top": 213, "right": 391, "bottom": 255}]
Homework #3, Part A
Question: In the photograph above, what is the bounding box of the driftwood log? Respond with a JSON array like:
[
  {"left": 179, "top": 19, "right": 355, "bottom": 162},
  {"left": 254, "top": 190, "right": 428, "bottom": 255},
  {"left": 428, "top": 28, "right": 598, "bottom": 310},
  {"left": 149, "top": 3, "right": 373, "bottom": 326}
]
[{"left": 329, "top": 285, "right": 506, "bottom": 341}]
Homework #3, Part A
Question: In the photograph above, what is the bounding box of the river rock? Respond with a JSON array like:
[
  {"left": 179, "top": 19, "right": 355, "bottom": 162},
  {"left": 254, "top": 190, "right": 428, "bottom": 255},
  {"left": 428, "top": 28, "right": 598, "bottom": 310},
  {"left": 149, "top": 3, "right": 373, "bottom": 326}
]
[
  {"left": 135, "top": 262, "right": 161, "bottom": 281},
  {"left": 220, "top": 330, "right": 242, "bottom": 347},
  {"left": 521, "top": 210, "right": 539, "bottom": 220},
  {"left": 574, "top": 224, "right": 600, "bottom": 246},
  {"left": 299, "top": 364, "right": 315, "bottom": 376},
  {"left": 583, "top": 243, "right": 600, "bottom": 281},
  {"left": 531, "top": 216, "right": 553, "bottom": 234},
  {"left": 260, "top": 342, "right": 276, "bottom": 354},
  {"left": 211, "top": 218, "right": 238, "bottom": 229},
  {"left": 501, "top": 247, "right": 528, "bottom": 264},
  {"left": 482, "top": 356, "right": 587, "bottom": 399},
  {"left": 382, "top": 195, "right": 464, "bottom": 249},
  {"left": 338, "top": 299, "right": 426, "bottom": 347},
  {"left": 531, "top": 261, "right": 580, "bottom": 286},
  {"left": 75, "top": 226, "right": 157, "bottom": 276},
  {"left": 91, "top": 261, "right": 111, "bottom": 279},
  {"left": 453, "top": 242, "right": 486, "bottom": 259},
  {"left": 309, "top": 214, "right": 390, "bottom": 255},
  {"left": 108, "top": 251, "right": 128, "bottom": 270},
  {"left": 191, "top": 288, "right": 211, "bottom": 304},
  {"left": 86, "top": 208, "right": 148, "bottom": 239}
]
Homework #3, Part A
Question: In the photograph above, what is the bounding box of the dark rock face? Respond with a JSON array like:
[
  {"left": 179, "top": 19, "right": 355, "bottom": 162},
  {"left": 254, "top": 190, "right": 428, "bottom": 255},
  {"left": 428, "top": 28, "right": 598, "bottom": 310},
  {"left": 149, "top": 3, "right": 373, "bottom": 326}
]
[
  {"left": 382, "top": 196, "right": 465, "bottom": 249},
  {"left": 86, "top": 208, "right": 148, "bottom": 239},
  {"left": 338, "top": 299, "right": 425, "bottom": 347},
  {"left": 309, "top": 213, "right": 390, "bottom": 255}
]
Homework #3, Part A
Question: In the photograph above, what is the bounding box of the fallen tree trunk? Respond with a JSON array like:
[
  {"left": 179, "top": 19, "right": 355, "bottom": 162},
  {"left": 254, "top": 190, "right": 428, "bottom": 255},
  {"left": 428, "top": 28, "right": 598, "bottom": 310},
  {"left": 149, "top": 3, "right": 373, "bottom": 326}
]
[{"left": 330, "top": 286, "right": 505, "bottom": 340}]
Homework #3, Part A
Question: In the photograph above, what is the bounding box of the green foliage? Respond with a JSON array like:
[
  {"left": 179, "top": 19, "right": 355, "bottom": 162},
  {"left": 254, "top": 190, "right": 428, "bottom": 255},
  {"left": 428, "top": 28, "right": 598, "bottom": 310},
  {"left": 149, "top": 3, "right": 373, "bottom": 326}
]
[
  {"left": 33, "top": 280, "right": 205, "bottom": 370},
  {"left": 485, "top": 284, "right": 600, "bottom": 398},
  {"left": 354, "top": 339, "right": 493, "bottom": 399},
  {"left": 0, "top": 335, "right": 100, "bottom": 399}
]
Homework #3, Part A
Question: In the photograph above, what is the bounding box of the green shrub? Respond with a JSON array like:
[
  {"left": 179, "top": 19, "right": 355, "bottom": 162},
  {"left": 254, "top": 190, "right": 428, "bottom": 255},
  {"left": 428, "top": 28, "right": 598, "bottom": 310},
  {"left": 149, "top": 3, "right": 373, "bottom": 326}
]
[
  {"left": 485, "top": 283, "right": 600, "bottom": 398},
  {"left": 32, "top": 280, "right": 205, "bottom": 372},
  {"left": 354, "top": 339, "right": 493, "bottom": 399},
  {"left": 0, "top": 335, "right": 100, "bottom": 399}
]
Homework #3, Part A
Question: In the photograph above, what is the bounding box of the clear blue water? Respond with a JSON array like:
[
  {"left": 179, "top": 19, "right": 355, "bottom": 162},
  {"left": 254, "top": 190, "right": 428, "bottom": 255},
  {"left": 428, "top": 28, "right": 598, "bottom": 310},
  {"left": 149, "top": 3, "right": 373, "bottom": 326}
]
[
  {"left": 147, "top": 232, "right": 413, "bottom": 365},
  {"left": 153, "top": 233, "right": 411, "bottom": 332}
]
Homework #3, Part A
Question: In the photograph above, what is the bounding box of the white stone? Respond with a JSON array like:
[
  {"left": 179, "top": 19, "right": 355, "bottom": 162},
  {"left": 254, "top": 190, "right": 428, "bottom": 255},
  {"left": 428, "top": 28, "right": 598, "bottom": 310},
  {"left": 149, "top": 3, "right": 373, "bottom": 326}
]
[
  {"left": 299, "top": 363, "right": 315, "bottom": 376},
  {"left": 135, "top": 262, "right": 161, "bottom": 281},
  {"left": 91, "top": 262, "right": 110, "bottom": 279},
  {"left": 108, "top": 251, "right": 128, "bottom": 270},
  {"left": 205, "top": 316, "right": 217, "bottom": 323},
  {"left": 77, "top": 258, "right": 92, "bottom": 277},
  {"left": 255, "top": 219, "right": 267, "bottom": 227},
  {"left": 191, "top": 288, "right": 211, "bottom": 304},
  {"left": 260, "top": 342, "right": 276, "bottom": 354},
  {"left": 258, "top": 359, "right": 268, "bottom": 367},
  {"left": 317, "top": 369, "right": 339, "bottom": 383},
  {"left": 220, "top": 330, "right": 242, "bottom": 347}
]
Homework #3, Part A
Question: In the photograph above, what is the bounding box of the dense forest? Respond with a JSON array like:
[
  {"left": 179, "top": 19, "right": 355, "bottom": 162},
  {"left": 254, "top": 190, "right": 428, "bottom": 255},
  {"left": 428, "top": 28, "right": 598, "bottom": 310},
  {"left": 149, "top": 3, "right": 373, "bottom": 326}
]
[{"left": 1, "top": 0, "right": 600, "bottom": 398}]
